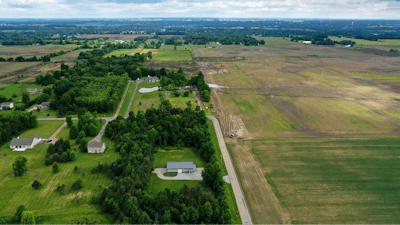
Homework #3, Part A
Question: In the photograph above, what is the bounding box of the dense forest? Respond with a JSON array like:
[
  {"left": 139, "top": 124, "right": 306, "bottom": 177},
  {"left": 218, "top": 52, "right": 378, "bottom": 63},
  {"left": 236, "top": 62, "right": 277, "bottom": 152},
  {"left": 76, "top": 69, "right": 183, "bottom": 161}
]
[
  {"left": 99, "top": 102, "right": 231, "bottom": 224},
  {"left": 0, "top": 111, "right": 38, "bottom": 146}
]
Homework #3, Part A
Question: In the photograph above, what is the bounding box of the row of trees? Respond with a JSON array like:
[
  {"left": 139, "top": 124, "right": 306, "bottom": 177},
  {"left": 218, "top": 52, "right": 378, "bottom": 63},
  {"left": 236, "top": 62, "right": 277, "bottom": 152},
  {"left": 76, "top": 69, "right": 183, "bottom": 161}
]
[
  {"left": 0, "top": 111, "right": 38, "bottom": 146},
  {"left": 291, "top": 35, "right": 356, "bottom": 46},
  {"left": 45, "top": 138, "right": 76, "bottom": 166},
  {"left": 99, "top": 101, "right": 232, "bottom": 224}
]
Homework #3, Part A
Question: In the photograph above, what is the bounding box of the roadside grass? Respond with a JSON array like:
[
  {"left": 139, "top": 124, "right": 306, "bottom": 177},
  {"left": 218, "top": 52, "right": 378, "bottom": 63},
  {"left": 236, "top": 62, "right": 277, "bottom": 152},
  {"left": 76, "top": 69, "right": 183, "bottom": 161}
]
[
  {"left": 153, "top": 148, "right": 206, "bottom": 168},
  {"left": 248, "top": 137, "right": 400, "bottom": 224},
  {"left": 130, "top": 83, "right": 161, "bottom": 114},
  {"left": 20, "top": 120, "right": 64, "bottom": 139},
  {"left": 168, "top": 92, "right": 198, "bottom": 108},
  {"left": 152, "top": 49, "right": 192, "bottom": 61},
  {"left": 118, "top": 81, "right": 136, "bottom": 117}
]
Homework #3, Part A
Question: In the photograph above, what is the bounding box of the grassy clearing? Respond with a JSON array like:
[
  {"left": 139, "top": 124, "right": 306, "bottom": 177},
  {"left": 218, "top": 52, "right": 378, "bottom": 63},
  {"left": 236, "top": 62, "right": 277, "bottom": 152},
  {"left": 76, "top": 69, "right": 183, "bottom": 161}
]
[
  {"left": 130, "top": 82, "right": 161, "bottom": 114},
  {"left": 118, "top": 81, "right": 136, "bottom": 117},
  {"left": 168, "top": 92, "right": 198, "bottom": 108},
  {"left": 152, "top": 49, "right": 192, "bottom": 61},
  {"left": 153, "top": 148, "right": 206, "bottom": 168},
  {"left": 20, "top": 120, "right": 64, "bottom": 139},
  {"left": 248, "top": 137, "right": 400, "bottom": 224}
]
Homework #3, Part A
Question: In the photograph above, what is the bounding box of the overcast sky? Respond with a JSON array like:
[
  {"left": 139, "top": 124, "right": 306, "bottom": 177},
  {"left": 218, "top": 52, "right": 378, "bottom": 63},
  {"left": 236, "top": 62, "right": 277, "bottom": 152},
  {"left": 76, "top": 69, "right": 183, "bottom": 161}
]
[{"left": 0, "top": 0, "right": 399, "bottom": 19}]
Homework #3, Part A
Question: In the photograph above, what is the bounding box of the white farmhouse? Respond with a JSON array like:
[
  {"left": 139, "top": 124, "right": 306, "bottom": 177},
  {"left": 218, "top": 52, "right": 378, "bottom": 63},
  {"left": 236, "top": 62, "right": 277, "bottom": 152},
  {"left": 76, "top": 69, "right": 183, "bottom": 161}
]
[
  {"left": 1, "top": 102, "right": 14, "bottom": 109},
  {"left": 303, "top": 41, "right": 312, "bottom": 45},
  {"left": 87, "top": 140, "right": 106, "bottom": 154},
  {"left": 10, "top": 135, "right": 42, "bottom": 151}
]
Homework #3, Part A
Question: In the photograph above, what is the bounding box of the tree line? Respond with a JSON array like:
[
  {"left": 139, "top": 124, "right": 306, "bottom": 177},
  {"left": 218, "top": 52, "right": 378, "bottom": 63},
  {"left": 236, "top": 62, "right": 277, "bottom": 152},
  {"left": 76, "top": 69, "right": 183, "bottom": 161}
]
[
  {"left": 96, "top": 102, "right": 232, "bottom": 224},
  {"left": 0, "top": 111, "right": 38, "bottom": 146}
]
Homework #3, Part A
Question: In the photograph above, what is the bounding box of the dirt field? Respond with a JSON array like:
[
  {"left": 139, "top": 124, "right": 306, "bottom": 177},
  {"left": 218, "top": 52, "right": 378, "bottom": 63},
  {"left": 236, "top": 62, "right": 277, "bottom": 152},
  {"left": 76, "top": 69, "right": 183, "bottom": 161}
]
[
  {"left": 198, "top": 38, "right": 400, "bottom": 224},
  {"left": 84, "top": 34, "right": 184, "bottom": 39}
]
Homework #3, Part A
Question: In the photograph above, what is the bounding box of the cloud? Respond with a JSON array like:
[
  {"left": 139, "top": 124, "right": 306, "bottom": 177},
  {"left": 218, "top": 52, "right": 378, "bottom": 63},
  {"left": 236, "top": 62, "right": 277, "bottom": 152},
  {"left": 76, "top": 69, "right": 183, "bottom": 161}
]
[{"left": 0, "top": 0, "right": 398, "bottom": 18}]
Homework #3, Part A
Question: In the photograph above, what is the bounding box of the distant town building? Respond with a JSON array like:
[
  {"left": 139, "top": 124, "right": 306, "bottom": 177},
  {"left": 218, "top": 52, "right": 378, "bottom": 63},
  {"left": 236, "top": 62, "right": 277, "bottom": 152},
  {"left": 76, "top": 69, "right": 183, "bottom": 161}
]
[
  {"left": 87, "top": 140, "right": 106, "bottom": 154},
  {"left": 10, "top": 135, "right": 42, "bottom": 151},
  {"left": 1, "top": 102, "right": 14, "bottom": 109},
  {"left": 145, "top": 75, "right": 160, "bottom": 83},
  {"left": 167, "top": 161, "right": 197, "bottom": 173}
]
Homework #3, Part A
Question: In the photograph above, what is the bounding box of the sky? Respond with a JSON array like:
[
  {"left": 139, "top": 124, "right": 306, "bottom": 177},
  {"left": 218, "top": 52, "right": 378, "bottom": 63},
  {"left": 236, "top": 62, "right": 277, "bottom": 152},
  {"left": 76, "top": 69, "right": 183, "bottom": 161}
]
[{"left": 0, "top": 0, "right": 400, "bottom": 19}]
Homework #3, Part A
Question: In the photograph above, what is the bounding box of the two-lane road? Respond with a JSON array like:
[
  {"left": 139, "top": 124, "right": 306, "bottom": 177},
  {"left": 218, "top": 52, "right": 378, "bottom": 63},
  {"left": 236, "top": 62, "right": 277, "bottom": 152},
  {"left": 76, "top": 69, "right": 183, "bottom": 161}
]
[{"left": 207, "top": 115, "right": 253, "bottom": 225}]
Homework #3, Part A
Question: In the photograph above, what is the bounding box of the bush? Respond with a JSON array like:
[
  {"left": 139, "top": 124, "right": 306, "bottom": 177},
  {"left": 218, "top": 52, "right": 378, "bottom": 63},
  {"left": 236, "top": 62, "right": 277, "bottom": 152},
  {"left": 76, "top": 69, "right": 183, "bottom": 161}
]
[
  {"left": 31, "top": 180, "right": 42, "bottom": 189},
  {"left": 173, "top": 91, "right": 180, "bottom": 97},
  {"left": 20, "top": 211, "right": 35, "bottom": 224},
  {"left": 56, "top": 183, "right": 66, "bottom": 193},
  {"left": 72, "top": 178, "right": 83, "bottom": 190},
  {"left": 12, "top": 93, "right": 17, "bottom": 98},
  {"left": 183, "top": 91, "right": 189, "bottom": 97},
  {"left": 74, "top": 165, "right": 78, "bottom": 172},
  {"left": 52, "top": 163, "right": 60, "bottom": 173}
]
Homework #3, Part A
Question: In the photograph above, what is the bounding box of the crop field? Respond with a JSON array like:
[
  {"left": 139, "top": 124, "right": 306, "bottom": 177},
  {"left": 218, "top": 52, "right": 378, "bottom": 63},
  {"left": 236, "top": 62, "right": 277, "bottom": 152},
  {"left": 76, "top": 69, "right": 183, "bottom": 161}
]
[
  {"left": 130, "top": 82, "right": 161, "bottom": 114},
  {"left": 152, "top": 49, "right": 192, "bottom": 61},
  {"left": 0, "top": 136, "right": 119, "bottom": 223},
  {"left": 198, "top": 37, "right": 400, "bottom": 224},
  {"left": 229, "top": 137, "right": 400, "bottom": 224},
  {"left": 21, "top": 120, "right": 64, "bottom": 139},
  {"left": 0, "top": 45, "right": 78, "bottom": 59},
  {"left": 153, "top": 148, "right": 205, "bottom": 168}
]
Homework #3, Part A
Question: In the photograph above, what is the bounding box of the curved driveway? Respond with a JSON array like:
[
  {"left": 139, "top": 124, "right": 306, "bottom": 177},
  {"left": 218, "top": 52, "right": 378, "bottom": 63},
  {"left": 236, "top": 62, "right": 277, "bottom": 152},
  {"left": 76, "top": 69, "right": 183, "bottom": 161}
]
[{"left": 207, "top": 115, "right": 253, "bottom": 225}]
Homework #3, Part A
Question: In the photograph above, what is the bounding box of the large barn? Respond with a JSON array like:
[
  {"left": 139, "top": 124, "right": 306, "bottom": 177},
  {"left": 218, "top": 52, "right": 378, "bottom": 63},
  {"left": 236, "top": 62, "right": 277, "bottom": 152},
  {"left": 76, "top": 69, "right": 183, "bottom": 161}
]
[{"left": 167, "top": 161, "right": 197, "bottom": 173}]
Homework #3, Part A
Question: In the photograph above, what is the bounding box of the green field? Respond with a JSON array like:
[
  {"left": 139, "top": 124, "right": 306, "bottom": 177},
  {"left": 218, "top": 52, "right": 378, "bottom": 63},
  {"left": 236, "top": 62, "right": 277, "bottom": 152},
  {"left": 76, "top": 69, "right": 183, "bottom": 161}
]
[
  {"left": 0, "top": 83, "right": 52, "bottom": 102},
  {"left": 130, "top": 82, "right": 161, "bottom": 114},
  {"left": 153, "top": 148, "right": 206, "bottom": 168},
  {"left": 245, "top": 137, "right": 400, "bottom": 224},
  {"left": 0, "top": 136, "right": 119, "bottom": 223},
  {"left": 152, "top": 49, "right": 192, "bottom": 61},
  {"left": 118, "top": 81, "right": 136, "bottom": 117},
  {"left": 103, "top": 49, "right": 142, "bottom": 57},
  {"left": 168, "top": 92, "right": 199, "bottom": 108},
  {"left": 20, "top": 120, "right": 64, "bottom": 139}
]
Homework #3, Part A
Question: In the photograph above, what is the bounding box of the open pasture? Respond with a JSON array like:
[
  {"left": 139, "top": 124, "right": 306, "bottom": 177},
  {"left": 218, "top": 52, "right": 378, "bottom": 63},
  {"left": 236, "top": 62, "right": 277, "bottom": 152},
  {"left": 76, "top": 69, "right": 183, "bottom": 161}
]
[
  {"left": 0, "top": 62, "right": 42, "bottom": 77},
  {"left": 230, "top": 137, "right": 400, "bottom": 224},
  {"left": 152, "top": 49, "right": 192, "bottom": 61},
  {"left": 130, "top": 82, "right": 161, "bottom": 114},
  {"left": 201, "top": 37, "right": 400, "bottom": 224},
  {"left": 0, "top": 136, "right": 119, "bottom": 223},
  {"left": 20, "top": 120, "right": 64, "bottom": 139},
  {"left": 0, "top": 45, "right": 78, "bottom": 59}
]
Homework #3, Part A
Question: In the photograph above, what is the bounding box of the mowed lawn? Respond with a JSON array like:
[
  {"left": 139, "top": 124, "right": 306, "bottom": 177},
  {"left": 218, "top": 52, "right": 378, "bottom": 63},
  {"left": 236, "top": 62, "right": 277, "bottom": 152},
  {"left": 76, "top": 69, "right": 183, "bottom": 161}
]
[
  {"left": 153, "top": 148, "right": 206, "bottom": 168},
  {"left": 0, "top": 135, "right": 119, "bottom": 223},
  {"left": 245, "top": 137, "right": 400, "bottom": 224},
  {"left": 168, "top": 92, "right": 199, "bottom": 108},
  {"left": 130, "top": 82, "right": 161, "bottom": 114},
  {"left": 20, "top": 120, "right": 64, "bottom": 139}
]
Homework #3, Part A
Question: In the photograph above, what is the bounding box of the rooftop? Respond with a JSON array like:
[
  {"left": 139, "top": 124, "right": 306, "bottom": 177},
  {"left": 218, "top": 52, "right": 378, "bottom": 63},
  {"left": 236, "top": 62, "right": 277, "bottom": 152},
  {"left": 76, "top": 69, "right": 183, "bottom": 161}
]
[
  {"left": 88, "top": 140, "right": 104, "bottom": 148},
  {"left": 167, "top": 161, "right": 196, "bottom": 170}
]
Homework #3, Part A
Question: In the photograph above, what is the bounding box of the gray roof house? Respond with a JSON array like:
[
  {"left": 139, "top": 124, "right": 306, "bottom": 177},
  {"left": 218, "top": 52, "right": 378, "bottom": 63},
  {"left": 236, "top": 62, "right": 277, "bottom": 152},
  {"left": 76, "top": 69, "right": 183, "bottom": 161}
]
[
  {"left": 1, "top": 102, "right": 14, "bottom": 109},
  {"left": 167, "top": 161, "right": 197, "bottom": 173},
  {"left": 37, "top": 102, "right": 51, "bottom": 109},
  {"left": 10, "top": 134, "right": 42, "bottom": 151},
  {"left": 87, "top": 140, "right": 106, "bottom": 154},
  {"left": 145, "top": 75, "right": 160, "bottom": 83}
]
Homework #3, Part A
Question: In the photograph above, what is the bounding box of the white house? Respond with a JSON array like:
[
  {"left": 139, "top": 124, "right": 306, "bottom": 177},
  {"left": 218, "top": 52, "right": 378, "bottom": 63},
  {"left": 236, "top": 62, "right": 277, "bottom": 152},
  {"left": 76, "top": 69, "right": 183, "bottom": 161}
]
[
  {"left": 87, "top": 140, "right": 106, "bottom": 154},
  {"left": 303, "top": 41, "right": 312, "bottom": 45},
  {"left": 1, "top": 102, "right": 14, "bottom": 109},
  {"left": 27, "top": 88, "right": 38, "bottom": 93},
  {"left": 145, "top": 75, "right": 160, "bottom": 83},
  {"left": 10, "top": 134, "right": 42, "bottom": 151},
  {"left": 345, "top": 45, "right": 352, "bottom": 48}
]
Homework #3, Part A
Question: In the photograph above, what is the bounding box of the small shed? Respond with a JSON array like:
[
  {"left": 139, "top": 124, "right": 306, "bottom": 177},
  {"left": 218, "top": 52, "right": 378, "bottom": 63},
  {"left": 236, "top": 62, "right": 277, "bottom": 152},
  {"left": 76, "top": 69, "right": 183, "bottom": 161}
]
[{"left": 167, "top": 161, "right": 196, "bottom": 173}]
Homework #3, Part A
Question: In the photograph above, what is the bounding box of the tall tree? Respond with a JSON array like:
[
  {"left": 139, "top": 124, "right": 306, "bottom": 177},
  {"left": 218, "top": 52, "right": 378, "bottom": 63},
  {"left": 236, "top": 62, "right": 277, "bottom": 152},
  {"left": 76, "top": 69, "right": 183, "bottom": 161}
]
[{"left": 13, "top": 156, "right": 28, "bottom": 176}]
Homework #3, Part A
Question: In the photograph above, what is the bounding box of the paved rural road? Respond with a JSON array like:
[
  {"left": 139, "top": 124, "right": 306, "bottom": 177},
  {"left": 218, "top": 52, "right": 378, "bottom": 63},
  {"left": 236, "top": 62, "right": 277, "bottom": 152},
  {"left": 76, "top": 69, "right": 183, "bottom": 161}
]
[
  {"left": 207, "top": 115, "right": 253, "bottom": 225},
  {"left": 124, "top": 80, "right": 143, "bottom": 119}
]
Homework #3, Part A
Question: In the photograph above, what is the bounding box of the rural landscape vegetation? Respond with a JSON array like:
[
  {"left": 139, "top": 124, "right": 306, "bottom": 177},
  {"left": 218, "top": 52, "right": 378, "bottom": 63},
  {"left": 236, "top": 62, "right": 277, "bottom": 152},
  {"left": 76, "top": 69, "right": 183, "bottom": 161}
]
[{"left": 0, "top": 11, "right": 399, "bottom": 225}]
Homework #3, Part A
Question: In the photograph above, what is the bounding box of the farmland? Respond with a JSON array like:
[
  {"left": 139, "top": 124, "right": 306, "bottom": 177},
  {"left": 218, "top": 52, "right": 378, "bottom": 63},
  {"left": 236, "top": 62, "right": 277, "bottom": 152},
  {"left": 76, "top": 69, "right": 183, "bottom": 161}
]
[
  {"left": 152, "top": 49, "right": 192, "bottom": 61},
  {"left": 196, "top": 37, "right": 400, "bottom": 224},
  {"left": 0, "top": 45, "right": 78, "bottom": 59}
]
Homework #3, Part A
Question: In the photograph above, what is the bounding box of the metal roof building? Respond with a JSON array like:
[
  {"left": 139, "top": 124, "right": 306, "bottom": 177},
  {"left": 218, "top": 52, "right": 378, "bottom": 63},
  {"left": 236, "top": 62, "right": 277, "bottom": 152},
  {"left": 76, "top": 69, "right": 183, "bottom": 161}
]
[{"left": 167, "top": 161, "right": 196, "bottom": 173}]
